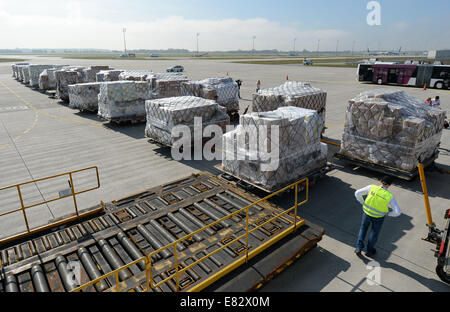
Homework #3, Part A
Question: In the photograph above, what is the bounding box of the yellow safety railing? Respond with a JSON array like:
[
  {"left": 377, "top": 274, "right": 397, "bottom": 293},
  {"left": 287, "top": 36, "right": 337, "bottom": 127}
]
[
  {"left": 71, "top": 177, "right": 309, "bottom": 293},
  {"left": 0, "top": 166, "right": 101, "bottom": 245}
]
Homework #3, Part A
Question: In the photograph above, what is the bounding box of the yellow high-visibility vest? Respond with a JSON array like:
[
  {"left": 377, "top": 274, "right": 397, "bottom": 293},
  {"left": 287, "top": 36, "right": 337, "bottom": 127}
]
[{"left": 363, "top": 185, "right": 392, "bottom": 218}]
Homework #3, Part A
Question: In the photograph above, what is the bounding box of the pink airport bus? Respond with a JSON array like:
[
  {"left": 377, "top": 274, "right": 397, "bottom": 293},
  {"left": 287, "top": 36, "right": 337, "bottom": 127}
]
[{"left": 358, "top": 63, "right": 450, "bottom": 89}]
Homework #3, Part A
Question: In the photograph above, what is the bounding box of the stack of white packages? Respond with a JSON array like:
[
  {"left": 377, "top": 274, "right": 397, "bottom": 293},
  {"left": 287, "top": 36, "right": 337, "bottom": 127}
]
[
  {"left": 252, "top": 81, "right": 327, "bottom": 128},
  {"left": 68, "top": 82, "right": 102, "bottom": 112},
  {"left": 55, "top": 67, "right": 87, "bottom": 101},
  {"left": 97, "top": 81, "right": 152, "bottom": 120},
  {"left": 81, "top": 66, "right": 111, "bottom": 83},
  {"left": 181, "top": 77, "right": 240, "bottom": 113},
  {"left": 147, "top": 73, "right": 188, "bottom": 98},
  {"left": 96, "top": 70, "right": 124, "bottom": 82},
  {"left": 145, "top": 96, "right": 230, "bottom": 146},
  {"left": 28, "top": 65, "right": 56, "bottom": 87},
  {"left": 119, "top": 70, "right": 154, "bottom": 81},
  {"left": 17, "top": 65, "right": 26, "bottom": 81},
  {"left": 12, "top": 63, "right": 29, "bottom": 79},
  {"left": 39, "top": 65, "right": 69, "bottom": 90},
  {"left": 340, "top": 90, "right": 446, "bottom": 171},
  {"left": 222, "top": 106, "right": 327, "bottom": 191}
]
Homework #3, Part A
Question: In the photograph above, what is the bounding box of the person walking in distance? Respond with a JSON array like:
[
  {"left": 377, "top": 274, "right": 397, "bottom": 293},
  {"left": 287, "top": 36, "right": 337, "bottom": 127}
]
[
  {"left": 354, "top": 176, "right": 402, "bottom": 257},
  {"left": 236, "top": 79, "right": 242, "bottom": 99},
  {"left": 256, "top": 80, "right": 261, "bottom": 93}
]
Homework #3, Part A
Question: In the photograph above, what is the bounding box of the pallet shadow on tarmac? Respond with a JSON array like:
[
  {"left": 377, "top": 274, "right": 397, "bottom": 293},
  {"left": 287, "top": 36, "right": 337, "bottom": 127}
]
[{"left": 102, "top": 122, "right": 146, "bottom": 140}]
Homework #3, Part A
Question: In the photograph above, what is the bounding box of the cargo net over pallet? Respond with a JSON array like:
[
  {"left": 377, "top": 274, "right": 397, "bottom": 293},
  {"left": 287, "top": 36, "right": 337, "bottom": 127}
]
[
  {"left": 55, "top": 67, "right": 88, "bottom": 102},
  {"left": 145, "top": 96, "right": 230, "bottom": 146},
  {"left": 96, "top": 70, "right": 124, "bottom": 82},
  {"left": 68, "top": 82, "right": 102, "bottom": 112},
  {"left": 148, "top": 73, "right": 189, "bottom": 99},
  {"left": 339, "top": 90, "right": 446, "bottom": 172},
  {"left": 0, "top": 173, "right": 305, "bottom": 293},
  {"left": 39, "top": 66, "right": 70, "bottom": 90},
  {"left": 181, "top": 77, "right": 240, "bottom": 113},
  {"left": 222, "top": 106, "right": 327, "bottom": 192},
  {"left": 252, "top": 81, "right": 327, "bottom": 129},
  {"left": 97, "top": 81, "right": 152, "bottom": 122}
]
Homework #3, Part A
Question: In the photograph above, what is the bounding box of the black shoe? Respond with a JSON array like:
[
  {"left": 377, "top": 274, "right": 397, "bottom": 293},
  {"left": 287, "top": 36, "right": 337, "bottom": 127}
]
[
  {"left": 354, "top": 249, "right": 362, "bottom": 255},
  {"left": 365, "top": 249, "right": 376, "bottom": 257}
]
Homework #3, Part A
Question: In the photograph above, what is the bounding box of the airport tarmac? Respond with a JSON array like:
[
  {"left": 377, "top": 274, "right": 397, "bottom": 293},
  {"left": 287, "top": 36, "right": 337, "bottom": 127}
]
[{"left": 0, "top": 55, "right": 449, "bottom": 292}]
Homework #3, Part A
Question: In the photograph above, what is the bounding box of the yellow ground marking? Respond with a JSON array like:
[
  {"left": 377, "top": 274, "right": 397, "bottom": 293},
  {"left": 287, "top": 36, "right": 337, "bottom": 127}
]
[{"left": 0, "top": 81, "right": 103, "bottom": 151}]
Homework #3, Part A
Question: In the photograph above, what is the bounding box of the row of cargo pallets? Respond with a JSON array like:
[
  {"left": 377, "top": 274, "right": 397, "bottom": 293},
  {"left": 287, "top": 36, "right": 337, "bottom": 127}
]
[{"left": 0, "top": 172, "right": 319, "bottom": 292}]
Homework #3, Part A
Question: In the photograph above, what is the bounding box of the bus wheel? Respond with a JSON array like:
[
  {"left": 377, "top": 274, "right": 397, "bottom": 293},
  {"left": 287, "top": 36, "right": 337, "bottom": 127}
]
[
  {"left": 377, "top": 78, "right": 383, "bottom": 85},
  {"left": 435, "top": 81, "right": 444, "bottom": 89}
]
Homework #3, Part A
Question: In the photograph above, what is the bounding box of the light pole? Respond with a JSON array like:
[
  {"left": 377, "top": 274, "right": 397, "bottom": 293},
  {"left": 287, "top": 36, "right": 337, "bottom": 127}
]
[
  {"left": 336, "top": 40, "right": 339, "bottom": 56},
  {"left": 352, "top": 40, "right": 356, "bottom": 56},
  {"left": 317, "top": 39, "right": 320, "bottom": 54},
  {"left": 293, "top": 38, "right": 297, "bottom": 54},
  {"left": 123, "top": 28, "right": 127, "bottom": 55},
  {"left": 252, "top": 36, "right": 256, "bottom": 54},
  {"left": 196, "top": 33, "right": 200, "bottom": 55}
]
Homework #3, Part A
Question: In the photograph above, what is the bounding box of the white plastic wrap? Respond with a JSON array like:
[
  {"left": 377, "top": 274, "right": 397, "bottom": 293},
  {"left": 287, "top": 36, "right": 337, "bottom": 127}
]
[
  {"left": 340, "top": 90, "right": 446, "bottom": 171},
  {"left": 118, "top": 70, "right": 154, "bottom": 81},
  {"left": 39, "top": 65, "right": 68, "bottom": 90},
  {"left": 252, "top": 81, "right": 327, "bottom": 127},
  {"left": 97, "top": 81, "right": 152, "bottom": 120},
  {"left": 23, "top": 65, "right": 31, "bottom": 84},
  {"left": 55, "top": 67, "right": 87, "bottom": 101},
  {"left": 12, "top": 63, "right": 29, "bottom": 79},
  {"left": 145, "top": 96, "right": 230, "bottom": 146},
  {"left": 28, "top": 65, "right": 55, "bottom": 87},
  {"left": 222, "top": 106, "right": 327, "bottom": 191},
  {"left": 81, "top": 66, "right": 111, "bottom": 83},
  {"left": 68, "top": 82, "right": 102, "bottom": 112},
  {"left": 182, "top": 77, "right": 240, "bottom": 113},
  {"left": 96, "top": 70, "right": 124, "bottom": 82}
]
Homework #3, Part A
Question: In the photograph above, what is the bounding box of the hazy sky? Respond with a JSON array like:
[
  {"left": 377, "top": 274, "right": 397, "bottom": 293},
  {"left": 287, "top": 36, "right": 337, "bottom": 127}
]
[{"left": 1, "top": 0, "right": 449, "bottom": 51}]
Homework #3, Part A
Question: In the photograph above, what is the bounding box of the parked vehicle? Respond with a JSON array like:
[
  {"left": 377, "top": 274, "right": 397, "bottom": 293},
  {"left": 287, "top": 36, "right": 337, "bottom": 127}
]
[
  {"left": 167, "top": 65, "right": 184, "bottom": 72},
  {"left": 303, "top": 58, "right": 313, "bottom": 66}
]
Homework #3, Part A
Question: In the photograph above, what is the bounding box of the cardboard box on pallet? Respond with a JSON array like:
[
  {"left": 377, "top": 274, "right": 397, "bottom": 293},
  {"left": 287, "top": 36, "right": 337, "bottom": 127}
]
[
  {"left": 339, "top": 90, "right": 446, "bottom": 171},
  {"left": 252, "top": 81, "right": 327, "bottom": 128},
  {"left": 118, "top": 70, "right": 154, "bottom": 81},
  {"left": 147, "top": 73, "right": 188, "bottom": 98},
  {"left": 68, "top": 82, "right": 102, "bottom": 112},
  {"left": 222, "top": 106, "right": 327, "bottom": 191},
  {"left": 55, "top": 67, "right": 87, "bottom": 101},
  {"left": 181, "top": 77, "right": 240, "bottom": 113},
  {"left": 28, "top": 65, "right": 56, "bottom": 87},
  {"left": 97, "top": 81, "right": 152, "bottom": 120},
  {"left": 145, "top": 96, "right": 230, "bottom": 146},
  {"left": 81, "top": 66, "right": 111, "bottom": 83}
]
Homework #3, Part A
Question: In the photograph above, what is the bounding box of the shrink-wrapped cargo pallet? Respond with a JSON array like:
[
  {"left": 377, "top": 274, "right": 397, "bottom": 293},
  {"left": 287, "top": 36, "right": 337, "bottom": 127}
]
[
  {"left": 97, "top": 81, "right": 152, "bottom": 121},
  {"left": 181, "top": 77, "right": 240, "bottom": 113},
  {"left": 22, "top": 65, "right": 31, "bottom": 84},
  {"left": 339, "top": 90, "right": 446, "bottom": 172},
  {"left": 145, "top": 96, "right": 230, "bottom": 146},
  {"left": 12, "top": 63, "right": 29, "bottom": 79},
  {"left": 147, "top": 73, "right": 188, "bottom": 98},
  {"left": 28, "top": 65, "right": 55, "bottom": 87},
  {"left": 222, "top": 106, "right": 327, "bottom": 191},
  {"left": 68, "top": 82, "right": 102, "bottom": 112},
  {"left": 81, "top": 66, "right": 111, "bottom": 83},
  {"left": 55, "top": 67, "right": 87, "bottom": 101},
  {"left": 39, "top": 65, "right": 69, "bottom": 90},
  {"left": 118, "top": 70, "right": 154, "bottom": 81},
  {"left": 96, "top": 70, "right": 124, "bottom": 82},
  {"left": 252, "top": 81, "right": 327, "bottom": 128}
]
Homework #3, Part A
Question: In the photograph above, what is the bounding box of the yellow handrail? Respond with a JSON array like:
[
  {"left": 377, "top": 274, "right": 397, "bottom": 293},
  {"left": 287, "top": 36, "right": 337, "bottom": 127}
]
[
  {"left": 72, "top": 177, "right": 309, "bottom": 292},
  {"left": 0, "top": 166, "right": 101, "bottom": 245}
]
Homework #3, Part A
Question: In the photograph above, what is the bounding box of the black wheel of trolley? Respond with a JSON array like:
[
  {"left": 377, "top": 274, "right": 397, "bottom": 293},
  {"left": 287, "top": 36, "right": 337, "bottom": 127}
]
[{"left": 436, "top": 264, "right": 450, "bottom": 284}]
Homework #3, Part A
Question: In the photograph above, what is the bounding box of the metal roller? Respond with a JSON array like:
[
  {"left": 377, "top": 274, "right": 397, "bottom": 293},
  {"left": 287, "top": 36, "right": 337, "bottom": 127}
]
[
  {"left": 167, "top": 213, "right": 203, "bottom": 242},
  {"left": 4, "top": 274, "right": 19, "bottom": 292},
  {"left": 193, "top": 202, "right": 232, "bottom": 228},
  {"left": 136, "top": 225, "right": 172, "bottom": 259},
  {"left": 30, "top": 264, "right": 50, "bottom": 292},
  {"left": 203, "top": 198, "right": 241, "bottom": 222},
  {"left": 215, "top": 193, "right": 254, "bottom": 215},
  {"left": 77, "top": 248, "right": 109, "bottom": 292},
  {"left": 178, "top": 208, "right": 216, "bottom": 236},
  {"left": 116, "top": 232, "right": 146, "bottom": 271},
  {"left": 150, "top": 220, "right": 185, "bottom": 252},
  {"left": 225, "top": 191, "right": 264, "bottom": 211},
  {"left": 55, "top": 255, "right": 79, "bottom": 291},
  {"left": 97, "top": 240, "right": 131, "bottom": 282}
]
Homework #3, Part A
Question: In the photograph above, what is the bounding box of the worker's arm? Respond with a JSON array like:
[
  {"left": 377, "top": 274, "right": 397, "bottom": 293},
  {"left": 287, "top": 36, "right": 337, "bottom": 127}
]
[
  {"left": 355, "top": 185, "right": 371, "bottom": 205},
  {"left": 387, "top": 196, "right": 402, "bottom": 217}
]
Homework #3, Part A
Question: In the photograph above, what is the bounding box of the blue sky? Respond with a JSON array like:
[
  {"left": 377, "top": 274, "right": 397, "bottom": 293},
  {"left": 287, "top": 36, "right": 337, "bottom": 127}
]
[{"left": 1, "top": 0, "right": 449, "bottom": 51}]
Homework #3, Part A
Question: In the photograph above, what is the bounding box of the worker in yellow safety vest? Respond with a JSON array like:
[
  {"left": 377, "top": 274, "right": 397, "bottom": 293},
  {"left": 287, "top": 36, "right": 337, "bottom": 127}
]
[{"left": 354, "top": 176, "right": 402, "bottom": 257}]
